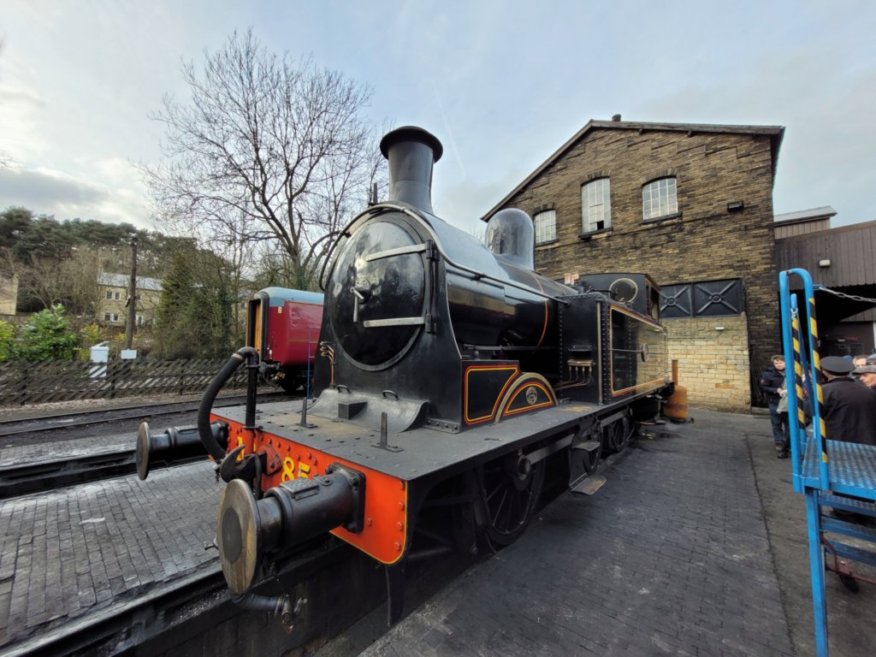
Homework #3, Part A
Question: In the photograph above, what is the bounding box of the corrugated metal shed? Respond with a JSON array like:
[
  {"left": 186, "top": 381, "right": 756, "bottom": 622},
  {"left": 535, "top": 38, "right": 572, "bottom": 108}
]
[
  {"left": 774, "top": 206, "right": 835, "bottom": 239},
  {"left": 775, "top": 220, "right": 876, "bottom": 288}
]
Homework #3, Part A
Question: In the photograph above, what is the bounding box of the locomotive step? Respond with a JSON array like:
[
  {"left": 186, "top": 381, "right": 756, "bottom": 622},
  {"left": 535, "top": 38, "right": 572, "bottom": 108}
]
[{"left": 570, "top": 473, "right": 606, "bottom": 496}]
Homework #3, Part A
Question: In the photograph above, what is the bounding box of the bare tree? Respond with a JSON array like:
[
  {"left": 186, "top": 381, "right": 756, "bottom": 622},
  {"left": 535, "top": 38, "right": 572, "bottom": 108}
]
[
  {"left": 16, "top": 247, "right": 101, "bottom": 318},
  {"left": 146, "top": 30, "right": 385, "bottom": 289}
]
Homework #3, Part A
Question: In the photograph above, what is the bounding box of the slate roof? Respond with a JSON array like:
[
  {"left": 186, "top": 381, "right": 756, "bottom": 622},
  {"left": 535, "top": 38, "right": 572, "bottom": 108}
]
[
  {"left": 97, "top": 272, "right": 162, "bottom": 292},
  {"left": 482, "top": 118, "right": 785, "bottom": 221}
]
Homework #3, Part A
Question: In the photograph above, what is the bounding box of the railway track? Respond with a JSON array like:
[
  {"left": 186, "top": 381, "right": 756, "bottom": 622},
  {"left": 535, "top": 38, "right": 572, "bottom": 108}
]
[
  {"left": 0, "top": 392, "right": 292, "bottom": 498},
  {"left": 0, "top": 446, "right": 204, "bottom": 499},
  {"left": 0, "top": 391, "right": 288, "bottom": 439},
  {"left": 2, "top": 540, "right": 361, "bottom": 657}
]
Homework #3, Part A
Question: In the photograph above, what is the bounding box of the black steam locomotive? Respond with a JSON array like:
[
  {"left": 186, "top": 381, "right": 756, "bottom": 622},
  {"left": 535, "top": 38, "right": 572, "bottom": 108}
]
[{"left": 137, "top": 126, "right": 673, "bottom": 624}]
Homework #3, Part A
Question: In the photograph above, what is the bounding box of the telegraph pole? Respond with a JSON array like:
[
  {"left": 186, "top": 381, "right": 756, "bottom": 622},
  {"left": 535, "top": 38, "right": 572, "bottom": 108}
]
[{"left": 125, "top": 236, "right": 138, "bottom": 350}]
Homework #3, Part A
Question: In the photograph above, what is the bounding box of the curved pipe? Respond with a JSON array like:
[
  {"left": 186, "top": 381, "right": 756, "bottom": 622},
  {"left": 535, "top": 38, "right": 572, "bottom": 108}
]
[{"left": 198, "top": 347, "right": 256, "bottom": 460}]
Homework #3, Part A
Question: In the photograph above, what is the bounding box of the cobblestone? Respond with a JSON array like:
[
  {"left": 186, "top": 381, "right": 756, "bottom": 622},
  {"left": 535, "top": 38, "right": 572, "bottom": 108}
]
[
  {"left": 360, "top": 413, "right": 796, "bottom": 657},
  {"left": 0, "top": 461, "right": 220, "bottom": 648}
]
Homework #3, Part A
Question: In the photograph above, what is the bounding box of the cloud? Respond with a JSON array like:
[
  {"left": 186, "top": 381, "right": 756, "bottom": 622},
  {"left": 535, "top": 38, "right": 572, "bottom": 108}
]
[
  {"left": 0, "top": 167, "right": 106, "bottom": 207},
  {"left": 0, "top": 87, "right": 45, "bottom": 107},
  {"left": 0, "top": 164, "right": 154, "bottom": 228}
]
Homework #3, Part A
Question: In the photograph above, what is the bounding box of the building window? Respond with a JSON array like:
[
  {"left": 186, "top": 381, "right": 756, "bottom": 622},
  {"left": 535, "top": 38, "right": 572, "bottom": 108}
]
[
  {"left": 581, "top": 178, "right": 611, "bottom": 233},
  {"left": 642, "top": 177, "right": 678, "bottom": 221},
  {"left": 533, "top": 210, "right": 557, "bottom": 244},
  {"left": 103, "top": 313, "right": 120, "bottom": 322},
  {"left": 114, "top": 291, "right": 121, "bottom": 300},
  {"left": 105, "top": 290, "right": 113, "bottom": 300}
]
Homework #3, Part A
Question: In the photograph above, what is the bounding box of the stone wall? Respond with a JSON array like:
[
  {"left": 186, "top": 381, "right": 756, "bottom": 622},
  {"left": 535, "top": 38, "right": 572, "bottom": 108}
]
[
  {"left": 499, "top": 126, "right": 781, "bottom": 404},
  {"left": 665, "top": 314, "right": 751, "bottom": 411}
]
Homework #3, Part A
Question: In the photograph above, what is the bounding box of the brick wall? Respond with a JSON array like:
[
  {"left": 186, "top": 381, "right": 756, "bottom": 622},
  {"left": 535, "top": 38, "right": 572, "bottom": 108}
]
[
  {"left": 500, "top": 126, "right": 781, "bottom": 404},
  {"left": 665, "top": 314, "right": 751, "bottom": 411}
]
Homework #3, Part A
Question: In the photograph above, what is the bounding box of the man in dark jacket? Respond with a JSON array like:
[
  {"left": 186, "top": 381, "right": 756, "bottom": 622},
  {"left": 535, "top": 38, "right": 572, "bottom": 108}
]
[
  {"left": 759, "top": 355, "right": 789, "bottom": 457},
  {"left": 821, "top": 356, "right": 876, "bottom": 445}
]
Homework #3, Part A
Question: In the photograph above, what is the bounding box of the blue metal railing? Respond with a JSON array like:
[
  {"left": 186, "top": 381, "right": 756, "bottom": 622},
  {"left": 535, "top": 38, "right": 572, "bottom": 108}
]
[
  {"left": 779, "top": 268, "right": 829, "bottom": 491},
  {"left": 779, "top": 268, "right": 829, "bottom": 657}
]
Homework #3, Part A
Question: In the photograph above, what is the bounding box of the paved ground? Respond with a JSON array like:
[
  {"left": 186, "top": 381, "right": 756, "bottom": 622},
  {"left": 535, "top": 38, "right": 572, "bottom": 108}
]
[
  {"left": 744, "top": 410, "right": 876, "bottom": 657},
  {"left": 345, "top": 409, "right": 875, "bottom": 657},
  {"left": 0, "top": 432, "right": 133, "bottom": 467},
  {"left": 0, "top": 407, "right": 873, "bottom": 656},
  {"left": 0, "top": 461, "right": 221, "bottom": 650}
]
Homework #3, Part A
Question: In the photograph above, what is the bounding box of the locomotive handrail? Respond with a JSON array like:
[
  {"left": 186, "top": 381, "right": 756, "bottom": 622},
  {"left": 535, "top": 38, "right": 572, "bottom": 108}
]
[
  {"left": 364, "top": 243, "right": 428, "bottom": 262},
  {"left": 322, "top": 203, "right": 572, "bottom": 305},
  {"left": 363, "top": 317, "right": 426, "bottom": 328}
]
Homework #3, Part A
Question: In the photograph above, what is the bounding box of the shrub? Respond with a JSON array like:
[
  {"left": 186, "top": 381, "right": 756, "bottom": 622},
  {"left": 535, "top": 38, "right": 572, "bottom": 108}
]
[
  {"left": 0, "top": 320, "right": 14, "bottom": 361},
  {"left": 14, "top": 304, "right": 79, "bottom": 361},
  {"left": 76, "top": 322, "right": 105, "bottom": 360}
]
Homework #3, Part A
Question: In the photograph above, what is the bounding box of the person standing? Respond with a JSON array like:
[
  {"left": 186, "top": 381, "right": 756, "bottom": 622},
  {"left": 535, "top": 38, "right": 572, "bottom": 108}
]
[
  {"left": 760, "top": 355, "right": 789, "bottom": 457},
  {"left": 852, "top": 363, "right": 876, "bottom": 392},
  {"left": 820, "top": 356, "right": 876, "bottom": 445}
]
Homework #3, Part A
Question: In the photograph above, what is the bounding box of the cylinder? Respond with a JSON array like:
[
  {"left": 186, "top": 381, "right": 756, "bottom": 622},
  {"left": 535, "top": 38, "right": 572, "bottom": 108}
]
[
  {"left": 136, "top": 422, "right": 212, "bottom": 480},
  {"left": 217, "top": 467, "right": 364, "bottom": 595}
]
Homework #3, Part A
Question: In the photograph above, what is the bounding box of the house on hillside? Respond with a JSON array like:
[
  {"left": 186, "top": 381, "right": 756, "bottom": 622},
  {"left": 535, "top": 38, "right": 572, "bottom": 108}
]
[
  {"left": 482, "top": 116, "right": 785, "bottom": 412},
  {"left": 0, "top": 274, "right": 18, "bottom": 316},
  {"left": 97, "top": 272, "right": 162, "bottom": 327}
]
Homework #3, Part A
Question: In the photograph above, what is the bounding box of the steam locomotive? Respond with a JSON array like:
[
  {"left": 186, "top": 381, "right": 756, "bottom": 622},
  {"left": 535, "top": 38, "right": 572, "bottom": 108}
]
[{"left": 137, "top": 126, "right": 673, "bottom": 624}]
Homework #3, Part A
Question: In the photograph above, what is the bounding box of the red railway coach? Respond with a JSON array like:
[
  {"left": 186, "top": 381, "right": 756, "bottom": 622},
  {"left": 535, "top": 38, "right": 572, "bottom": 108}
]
[{"left": 247, "top": 288, "right": 324, "bottom": 392}]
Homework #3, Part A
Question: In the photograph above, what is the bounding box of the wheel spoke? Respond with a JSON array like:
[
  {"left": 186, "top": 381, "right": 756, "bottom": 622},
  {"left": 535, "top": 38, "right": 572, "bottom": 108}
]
[
  {"left": 491, "top": 488, "right": 509, "bottom": 526},
  {"left": 478, "top": 457, "right": 544, "bottom": 546}
]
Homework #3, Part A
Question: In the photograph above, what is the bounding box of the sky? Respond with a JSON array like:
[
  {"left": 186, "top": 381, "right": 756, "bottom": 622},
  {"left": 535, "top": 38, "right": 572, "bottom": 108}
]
[{"left": 1, "top": 0, "right": 875, "bottom": 235}]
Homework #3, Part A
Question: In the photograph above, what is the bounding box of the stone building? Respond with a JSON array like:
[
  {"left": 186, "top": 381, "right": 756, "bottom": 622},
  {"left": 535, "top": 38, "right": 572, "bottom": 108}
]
[
  {"left": 483, "top": 118, "right": 785, "bottom": 411},
  {"left": 0, "top": 274, "right": 18, "bottom": 316},
  {"left": 97, "top": 272, "right": 162, "bottom": 328}
]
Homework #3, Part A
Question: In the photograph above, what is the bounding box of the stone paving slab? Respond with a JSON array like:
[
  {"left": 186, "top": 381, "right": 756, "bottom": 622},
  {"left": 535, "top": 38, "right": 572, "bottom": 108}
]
[
  {"left": 0, "top": 432, "right": 132, "bottom": 467},
  {"left": 741, "top": 409, "right": 876, "bottom": 657},
  {"left": 361, "top": 413, "right": 797, "bottom": 657},
  {"left": 0, "top": 461, "right": 220, "bottom": 649}
]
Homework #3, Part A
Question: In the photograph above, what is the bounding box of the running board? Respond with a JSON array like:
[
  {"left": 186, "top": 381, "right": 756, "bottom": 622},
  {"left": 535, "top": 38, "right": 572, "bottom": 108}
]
[{"left": 571, "top": 474, "right": 606, "bottom": 496}]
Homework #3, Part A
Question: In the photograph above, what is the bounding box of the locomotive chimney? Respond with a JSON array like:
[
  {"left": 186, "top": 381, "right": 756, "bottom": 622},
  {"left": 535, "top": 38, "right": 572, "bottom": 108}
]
[{"left": 380, "top": 126, "right": 443, "bottom": 214}]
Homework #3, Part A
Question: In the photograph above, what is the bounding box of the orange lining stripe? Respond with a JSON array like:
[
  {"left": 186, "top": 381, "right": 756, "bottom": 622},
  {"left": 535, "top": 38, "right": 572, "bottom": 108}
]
[
  {"left": 529, "top": 272, "right": 550, "bottom": 348},
  {"left": 501, "top": 381, "right": 556, "bottom": 416},
  {"left": 464, "top": 365, "right": 519, "bottom": 424},
  {"left": 611, "top": 377, "right": 669, "bottom": 397}
]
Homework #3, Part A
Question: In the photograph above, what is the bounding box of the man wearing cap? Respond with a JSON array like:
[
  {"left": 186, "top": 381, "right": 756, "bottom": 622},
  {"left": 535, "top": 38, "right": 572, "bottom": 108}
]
[
  {"left": 820, "top": 356, "right": 876, "bottom": 445},
  {"left": 853, "top": 363, "right": 876, "bottom": 391}
]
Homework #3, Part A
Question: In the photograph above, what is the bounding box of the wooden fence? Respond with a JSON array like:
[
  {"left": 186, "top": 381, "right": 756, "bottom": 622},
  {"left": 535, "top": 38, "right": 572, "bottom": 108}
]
[{"left": 0, "top": 358, "right": 250, "bottom": 407}]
